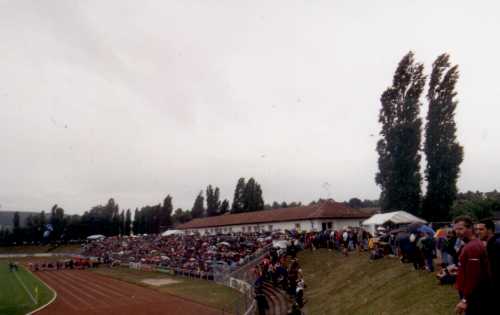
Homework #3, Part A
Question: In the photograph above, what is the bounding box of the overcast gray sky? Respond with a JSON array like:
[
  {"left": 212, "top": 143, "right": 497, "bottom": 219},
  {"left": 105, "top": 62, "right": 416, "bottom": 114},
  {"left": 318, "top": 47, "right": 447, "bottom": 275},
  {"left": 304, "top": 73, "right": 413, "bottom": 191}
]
[{"left": 1, "top": 0, "right": 499, "bottom": 214}]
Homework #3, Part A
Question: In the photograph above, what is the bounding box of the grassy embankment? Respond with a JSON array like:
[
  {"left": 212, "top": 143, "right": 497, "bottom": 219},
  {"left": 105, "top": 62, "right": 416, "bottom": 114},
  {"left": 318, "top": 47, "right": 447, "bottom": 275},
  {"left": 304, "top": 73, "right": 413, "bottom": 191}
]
[
  {"left": 299, "top": 249, "right": 457, "bottom": 315},
  {"left": 0, "top": 244, "right": 82, "bottom": 254}
]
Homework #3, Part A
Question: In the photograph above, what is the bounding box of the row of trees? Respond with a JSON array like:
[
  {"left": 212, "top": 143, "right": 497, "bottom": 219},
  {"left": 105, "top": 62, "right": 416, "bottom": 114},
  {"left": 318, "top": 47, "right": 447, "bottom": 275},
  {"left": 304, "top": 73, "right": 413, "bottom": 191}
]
[
  {"left": 0, "top": 177, "right": 268, "bottom": 244},
  {"left": 376, "top": 52, "right": 464, "bottom": 221},
  {"left": 0, "top": 199, "right": 134, "bottom": 245},
  {"left": 190, "top": 177, "right": 266, "bottom": 219},
  {"left": 451, "top": 190, "right": 500, "bottom": 220}
]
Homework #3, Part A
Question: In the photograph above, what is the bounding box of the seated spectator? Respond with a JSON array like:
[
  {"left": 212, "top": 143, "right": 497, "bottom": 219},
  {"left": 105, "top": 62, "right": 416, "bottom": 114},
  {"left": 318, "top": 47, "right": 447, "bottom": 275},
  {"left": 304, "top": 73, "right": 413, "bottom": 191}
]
[{"left": 436, "top": 263, "right": 457, "bottom": 285}]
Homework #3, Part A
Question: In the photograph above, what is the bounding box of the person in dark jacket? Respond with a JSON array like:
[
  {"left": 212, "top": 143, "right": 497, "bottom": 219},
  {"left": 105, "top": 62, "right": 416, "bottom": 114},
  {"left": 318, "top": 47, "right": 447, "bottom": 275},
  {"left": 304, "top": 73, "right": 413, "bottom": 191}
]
[
  {"left": 255, "top": 287, "right": 269, "bottom": 315},
  {"left": 453, "top": 216, "right": 491, "bottom": 315},
  {"left": 477, "top": 219, "right": 500, "bottom": 307}
]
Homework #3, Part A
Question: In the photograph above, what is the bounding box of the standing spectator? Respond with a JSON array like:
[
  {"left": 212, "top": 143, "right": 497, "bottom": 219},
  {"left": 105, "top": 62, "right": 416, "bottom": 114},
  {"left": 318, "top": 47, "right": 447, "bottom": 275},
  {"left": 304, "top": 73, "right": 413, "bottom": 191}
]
[
  {"left": 418, "top": 232, "right": 435, "bottom": 272},
  {"left": 442, "top": 230, "right": 458, "bottom": 266},
  {"left": 255, "top": 286, "right": 269, "bottom": 315},
  {"left": 477, "top": 220, "right": 500, "bottom": 295},
  {"left": 453, "top": 216, "right": 491, "bottom": 315}
]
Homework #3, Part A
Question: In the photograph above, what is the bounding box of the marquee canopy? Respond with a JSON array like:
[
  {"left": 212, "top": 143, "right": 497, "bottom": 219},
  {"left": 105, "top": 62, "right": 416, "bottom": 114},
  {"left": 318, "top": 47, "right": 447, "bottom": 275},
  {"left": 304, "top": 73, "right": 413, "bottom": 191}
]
[{"left": 362, "top": 211, "right": 426, "bottom": 226}]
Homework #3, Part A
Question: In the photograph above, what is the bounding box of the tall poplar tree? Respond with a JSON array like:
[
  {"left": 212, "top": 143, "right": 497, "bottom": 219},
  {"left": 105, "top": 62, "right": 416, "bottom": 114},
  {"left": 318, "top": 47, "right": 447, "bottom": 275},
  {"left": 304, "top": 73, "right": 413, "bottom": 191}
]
[
  {"left": 125, "top": 209, "right": 132, "bottom": 235},
  {"left": 243, "top": 178, "right": 265, "bottom": 212},
  {"left": 376, "top": 52, "right": 426, "bottom": 214},
  {"left": 191, "top": 191, "right": 205, "bottom": 218},
  {"left": 231, "top": 178, "right": 246, "bottom": 213},
  {"left": 206, "top": 185, "right": 221, "bottom": 217},
  {"left": 423, "top": 54, "right": 463, "bottom": 221}
]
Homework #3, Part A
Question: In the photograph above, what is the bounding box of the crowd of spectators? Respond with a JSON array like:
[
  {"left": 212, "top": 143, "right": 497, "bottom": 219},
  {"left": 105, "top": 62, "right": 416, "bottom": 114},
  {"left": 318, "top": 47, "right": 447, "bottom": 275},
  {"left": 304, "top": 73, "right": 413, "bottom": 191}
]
[
  {"left": 28, "top": 257, "right": 102, "bottom": 271},
  {"left": 366, "top": 217, "right": 499, "bottom": 315},
  {"left": 254, "top": 238, "right": 307, "bottom": 315},
  {"left": 253, "top": 228, "right": 368, "bottom": 315},
  {"left": 81, "top": 232, "right": 273, "bottom": 276}
]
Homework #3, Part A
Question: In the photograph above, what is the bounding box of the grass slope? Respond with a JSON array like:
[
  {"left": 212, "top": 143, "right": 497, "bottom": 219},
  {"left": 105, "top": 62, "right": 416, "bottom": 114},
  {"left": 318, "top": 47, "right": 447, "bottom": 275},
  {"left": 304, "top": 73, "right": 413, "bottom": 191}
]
[
  {"left": 93, "top": 267, "right": 242, "bottom": 313},
  {"left": 299, "top": 249, "right": 457, "bottom": 315},
  {"left": 0, "top": 262, "right": 54, "bottom": 315},
  {"left": 0, "top": 244, "right": 82, "bottom": 254}
]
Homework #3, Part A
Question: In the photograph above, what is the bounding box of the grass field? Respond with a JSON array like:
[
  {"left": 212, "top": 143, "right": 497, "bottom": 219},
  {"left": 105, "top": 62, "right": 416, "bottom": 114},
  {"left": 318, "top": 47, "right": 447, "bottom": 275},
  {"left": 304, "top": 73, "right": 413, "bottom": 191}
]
[
  {"left": 299, "top": 249, "right": 457, "bottom": 315},
  {"left": 0, "top": 244, "right": 82, "bottom": 254},
  {"left": 92, "top": 267, "right": 243, "bottom": 312},
  {"left": 0, "top": 261, "right": 55, "bottom": 315}
]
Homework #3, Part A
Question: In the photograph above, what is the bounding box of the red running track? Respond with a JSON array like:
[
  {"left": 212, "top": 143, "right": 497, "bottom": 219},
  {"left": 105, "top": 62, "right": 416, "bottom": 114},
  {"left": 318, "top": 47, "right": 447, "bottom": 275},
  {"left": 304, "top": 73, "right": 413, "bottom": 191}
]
[{"left": 34, "top": 270, "right": 224, "bottom": 315}]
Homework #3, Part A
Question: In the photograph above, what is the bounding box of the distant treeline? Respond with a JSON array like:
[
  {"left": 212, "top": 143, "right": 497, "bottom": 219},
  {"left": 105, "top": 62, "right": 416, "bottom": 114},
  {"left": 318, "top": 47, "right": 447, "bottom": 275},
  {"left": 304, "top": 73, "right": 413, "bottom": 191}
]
[{"left": 1, "top": 188, "right": 497, "bottom": 246}]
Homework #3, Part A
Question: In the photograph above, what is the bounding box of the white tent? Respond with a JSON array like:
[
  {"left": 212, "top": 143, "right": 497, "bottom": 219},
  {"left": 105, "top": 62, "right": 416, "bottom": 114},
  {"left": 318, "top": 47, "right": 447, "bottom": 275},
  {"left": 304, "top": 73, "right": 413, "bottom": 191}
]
[
  {"left": 161, "top": 229, "right": 183, "bottom": 237},
  {"left": 362, "top": 211, "right": 426, "bottom": 235},
  {"left": 87, "top": 234, "right": 105, "bottom": 241}
]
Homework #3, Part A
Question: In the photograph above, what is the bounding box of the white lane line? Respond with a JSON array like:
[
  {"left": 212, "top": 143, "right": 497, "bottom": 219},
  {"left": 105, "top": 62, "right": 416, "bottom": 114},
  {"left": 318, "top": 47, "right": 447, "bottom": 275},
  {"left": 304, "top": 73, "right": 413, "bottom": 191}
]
[
  {"left": 24, "top": 267, "right": 58, "bottom": 315},
  {"left": 41, "top": 272, "right": 95, "bottom": 309},
  {"left": 55, "top": 271, "right": 111, "bottom": 307},
  {"left": 13, "top": 270, "right": 37, "bottom": 305}
]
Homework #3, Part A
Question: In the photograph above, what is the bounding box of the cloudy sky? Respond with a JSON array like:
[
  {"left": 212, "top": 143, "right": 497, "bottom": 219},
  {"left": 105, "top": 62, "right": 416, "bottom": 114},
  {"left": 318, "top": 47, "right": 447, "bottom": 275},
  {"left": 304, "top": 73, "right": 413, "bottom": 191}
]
[{"left": 1, "top": 0, "right": 499, "bottom": 214}]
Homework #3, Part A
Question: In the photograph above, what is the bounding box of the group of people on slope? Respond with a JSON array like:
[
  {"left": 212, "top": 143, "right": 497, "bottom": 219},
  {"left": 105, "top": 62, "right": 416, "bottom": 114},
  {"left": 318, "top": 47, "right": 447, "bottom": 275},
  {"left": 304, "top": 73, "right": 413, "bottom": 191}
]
[{"left": 255, "top": 239, "right": 307, "bottom": 315}]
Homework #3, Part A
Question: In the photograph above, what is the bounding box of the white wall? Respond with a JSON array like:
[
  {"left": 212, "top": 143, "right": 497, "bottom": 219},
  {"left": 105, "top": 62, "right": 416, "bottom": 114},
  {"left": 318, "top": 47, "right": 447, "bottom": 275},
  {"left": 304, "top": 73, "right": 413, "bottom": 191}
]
[{"left": 183, "top": 218, "right": 364, "bottom": 235}]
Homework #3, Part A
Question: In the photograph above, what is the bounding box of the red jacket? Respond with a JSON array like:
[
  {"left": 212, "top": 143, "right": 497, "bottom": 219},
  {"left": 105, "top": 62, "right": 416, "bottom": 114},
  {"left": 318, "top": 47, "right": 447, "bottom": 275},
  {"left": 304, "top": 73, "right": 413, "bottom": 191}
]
[{"left": 455, "top": 238, "right": 490, "bottom": 300}]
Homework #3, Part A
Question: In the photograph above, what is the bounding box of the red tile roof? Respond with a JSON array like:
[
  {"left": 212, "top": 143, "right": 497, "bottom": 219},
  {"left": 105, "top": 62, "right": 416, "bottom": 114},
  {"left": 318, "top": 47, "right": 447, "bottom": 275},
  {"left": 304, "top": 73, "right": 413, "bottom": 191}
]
[{"left": 176, "top": 201, "right": 371, "bottom": 230}]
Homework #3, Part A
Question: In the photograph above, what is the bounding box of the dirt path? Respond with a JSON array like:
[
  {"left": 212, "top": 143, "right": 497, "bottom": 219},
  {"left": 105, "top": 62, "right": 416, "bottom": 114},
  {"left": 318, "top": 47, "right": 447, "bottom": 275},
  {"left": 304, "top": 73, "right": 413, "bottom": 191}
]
[{"left": 33, "top": 270, "right": 224, "bottom": 315}]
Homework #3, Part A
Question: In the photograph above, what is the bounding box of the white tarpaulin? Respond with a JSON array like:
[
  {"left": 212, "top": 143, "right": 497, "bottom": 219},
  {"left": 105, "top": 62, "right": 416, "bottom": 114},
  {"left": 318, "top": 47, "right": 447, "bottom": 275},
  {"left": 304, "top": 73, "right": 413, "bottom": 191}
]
[
  {"left": 362, "top": 211, "right": 426, "bottom": 226},
  {"left": 87, "top": 234, "right": 105, "bottom": 240},
  {"left": 161, "top": 229, "right": 183, "bottom": 236}
]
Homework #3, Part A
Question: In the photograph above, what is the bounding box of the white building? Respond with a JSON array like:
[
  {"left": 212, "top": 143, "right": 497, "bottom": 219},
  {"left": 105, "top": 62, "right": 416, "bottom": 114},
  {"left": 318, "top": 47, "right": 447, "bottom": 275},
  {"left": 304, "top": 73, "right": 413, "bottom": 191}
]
[{"left": 177, "top": 201, "right": 372, "bottom": 235}]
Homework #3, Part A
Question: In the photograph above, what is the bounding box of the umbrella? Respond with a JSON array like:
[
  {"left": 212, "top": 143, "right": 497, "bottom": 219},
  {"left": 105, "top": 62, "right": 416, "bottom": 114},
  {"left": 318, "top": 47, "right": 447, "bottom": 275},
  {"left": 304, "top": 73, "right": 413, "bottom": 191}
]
[
  {"left": 218, "top": 242, "right": 231, "bottom": 247},
  {"left": 407, "top": 222, "right": 424, "bottom": 233},
  {"left": 434, "top": 228, "right": 447, "bottom": 238},
  {"left": 418, "top": 225, "right": 436, "bottom": 235}
]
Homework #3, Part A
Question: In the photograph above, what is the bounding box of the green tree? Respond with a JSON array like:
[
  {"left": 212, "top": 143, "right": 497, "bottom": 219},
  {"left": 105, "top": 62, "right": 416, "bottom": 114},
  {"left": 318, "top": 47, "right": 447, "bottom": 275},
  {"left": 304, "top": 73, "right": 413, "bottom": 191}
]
[
  {"left": 206, "top": 185, "right": 221, "bottom": 216},
  {"left": 133, "top": 208, "right": 140, "bottom": 234},
  {"left": 13, "top": 211, "right": 21, "bottom": 243},
  {"left": 119, "top": 210, "right": 125, "bottom": 235},
  {"left": 50, "top": 204, "right": 66, "bottom": 241},
  {"left": 160, "top": 195, "right": 173, "bottom": 229},
  {"left": 125, "top": 209, "right": 132, "bottom": 235},
  {"left": 451, "top": 198, "right": 500, "bottom": 220},
  {"left": 219, "top": 199, "right": 230, "bottom": 215},
  {"left": 422, "top": 54, "right": 463, "bottom": 221},
  {"left": 172, "top": 208, "right": 192, "bottom": 224},
  {"left": 376, "top": 51, "right": 426, "bottom": 214},
  {"left": 24, "top": 215, "right": 36, "bottom": 243},
  {"left": 231, "top": 178, "right": 246, "bottom": 213},
  {"left": 243, "top": 178, "right": 264, "bottom": 212},
  {"left": 191, "top": 191, "right": 205, "bottom": 218},
  {"left": 348, "top": 198, "right": 363, "bottom": 208}
]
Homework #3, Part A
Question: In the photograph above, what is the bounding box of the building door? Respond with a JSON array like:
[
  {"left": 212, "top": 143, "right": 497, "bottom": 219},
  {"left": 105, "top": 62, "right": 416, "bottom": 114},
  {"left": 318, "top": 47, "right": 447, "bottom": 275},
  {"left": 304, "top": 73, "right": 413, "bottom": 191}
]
[{"left": 322, "top": 223, "right": 327, "bottom": 231}]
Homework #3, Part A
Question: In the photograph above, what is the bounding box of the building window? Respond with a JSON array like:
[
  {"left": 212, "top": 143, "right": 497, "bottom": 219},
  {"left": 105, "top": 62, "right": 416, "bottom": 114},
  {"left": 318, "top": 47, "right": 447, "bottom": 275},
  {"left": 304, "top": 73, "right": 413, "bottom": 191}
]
[
  {"left": 268, "top": 225, "right": 273, "bottom": 231},
  {"left": 295, "top": 223, "right": 301, "bottom": 230}
]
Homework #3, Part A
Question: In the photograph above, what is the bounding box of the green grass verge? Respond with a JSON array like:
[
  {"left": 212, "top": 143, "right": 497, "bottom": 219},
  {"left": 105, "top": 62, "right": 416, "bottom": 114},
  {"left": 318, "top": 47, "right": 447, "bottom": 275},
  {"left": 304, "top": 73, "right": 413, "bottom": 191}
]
[
  {"left": 0, "top": 261, "right": 55, "bottom": 315},
  {"left": 299, "top": 249, "right": 457, "bottom": 315},
  {"left": 92, "top": 267, "right": 242, "bottom": 312},
  {"left": 0, "top": 244, "right": 82, "bottom": 254}
]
